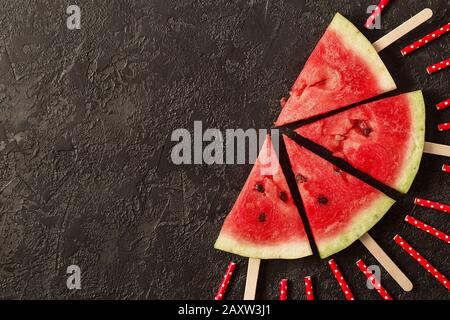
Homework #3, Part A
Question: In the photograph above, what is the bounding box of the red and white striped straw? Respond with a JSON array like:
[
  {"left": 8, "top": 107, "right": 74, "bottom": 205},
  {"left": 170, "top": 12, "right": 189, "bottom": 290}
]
[
  {"left": 214, "top": 261, "right": 236, "bottom": 300},
  {"left": 427, "top": 57, "right": 450, "bottom": 74},
  {"left": 405, "top": 215, "right": 450, "bottom": 243},
  {"left": 443, "top": 164, "right": 450, "bottom": 173},
  {"left": 328, "top": 259, "right": 355, "bottom": 300},
  {"left": 356, "top": 259, "right": 393, "bottom": 300},
  {"left": 279, "top": 279, "right": 288, "bottom": 300},
  {"left": 304, "top": 276, "right": 314, "bottom": 300},
  {"left": 436, "top": 98, "right": 450, "bottom": 111},
  {"left": 401, "top": 22, "right": 450, "bottom": 56},
  {"left": 438, "top": 122, "right": 450, "bottom": 131},
  {"left": 394, "top": 235, "right": 450, "bottom": 290},
  {"left": 365, "top": 0, "right": 391, "bottom": 29},
  {"left": 415, "top": 197, "right": 450, "bottom": 214}
]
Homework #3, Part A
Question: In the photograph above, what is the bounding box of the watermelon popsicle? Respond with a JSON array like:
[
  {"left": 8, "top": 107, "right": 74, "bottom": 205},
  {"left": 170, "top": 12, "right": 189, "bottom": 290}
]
[
  {"left": 275, "top": 13, "right": 397, "bottom": 127},
  {"left": 275, "top": 9, "right": 433, "bottom": 127},
  {"left": 214, "top": 135, "right": 312, "bottom": 300},
  {"left": 283, "top": 135, "right": 414, "bottom": 292},
  {"left": 214, "top": 135, "right": 312, "bottom": 260}
]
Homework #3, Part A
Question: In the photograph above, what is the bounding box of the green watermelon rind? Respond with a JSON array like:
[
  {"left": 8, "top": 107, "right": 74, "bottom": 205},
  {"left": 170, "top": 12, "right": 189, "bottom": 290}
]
[
  {"left": 317, "top": 195, "right": 396, "bottom": 258},
  {"left": 330, "top": 13, "right": 397, "bottom": 93},
  {"left": 393, "top": 90, "right": 425, "bottom": 193},
  {"left": 214, "top": 234, "right": 313, "bottom": 260}
]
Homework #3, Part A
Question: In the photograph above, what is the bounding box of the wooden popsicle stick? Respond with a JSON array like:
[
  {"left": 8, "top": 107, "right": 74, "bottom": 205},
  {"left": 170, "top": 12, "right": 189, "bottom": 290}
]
[
  {"left": 372, "top": 8, "right": 433, "bottom": 52},
  {"left": 359, "top": 233, "right": 413, "bottom": 292},
  {"left": 243, "top": 258, "right": 261, "bottom": 300},
  {"left": 424, "top": 142, "right": 450, "bottom": 157}
]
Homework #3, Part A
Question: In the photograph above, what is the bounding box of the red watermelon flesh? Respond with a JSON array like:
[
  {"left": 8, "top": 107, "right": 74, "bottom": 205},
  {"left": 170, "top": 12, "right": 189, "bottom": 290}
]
[
  {"left": 283, "top": 135, "right": 395, "bottom": 258},
  {"left": 275, "top": 13, "right": 396, "bottom": 126},
  {"left": 214, "top": 135, "right": 312, "bottom": 259},
  {"left": 296, "top": 91, "right": 425, "bottom": 194}
]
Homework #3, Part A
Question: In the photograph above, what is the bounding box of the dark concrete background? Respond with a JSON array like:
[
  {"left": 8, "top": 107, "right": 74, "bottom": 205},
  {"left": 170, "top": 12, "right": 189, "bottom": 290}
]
[{"left": 0, "top": 0, "right": 449, "bottom": 300}]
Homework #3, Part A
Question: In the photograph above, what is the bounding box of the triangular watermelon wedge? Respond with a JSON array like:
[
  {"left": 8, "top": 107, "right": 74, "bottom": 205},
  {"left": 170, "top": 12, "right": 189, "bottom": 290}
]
[
  {"left": 283, "top": 135, "right": 395, "bottom": 258},
  {"left": 296, "top": 91, "right": 425, "bottom": 194},
  {"left": 275, "top": 13, "right": 397, "bottom": 126},
  {"left": 214, "top": 135, "right": 313, "bottom": 259}
]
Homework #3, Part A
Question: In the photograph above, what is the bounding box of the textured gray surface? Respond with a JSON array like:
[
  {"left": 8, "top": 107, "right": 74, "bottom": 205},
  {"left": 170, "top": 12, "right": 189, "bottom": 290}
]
[{"left": 0, "top": 0, "right": 449, "bottom": 300}]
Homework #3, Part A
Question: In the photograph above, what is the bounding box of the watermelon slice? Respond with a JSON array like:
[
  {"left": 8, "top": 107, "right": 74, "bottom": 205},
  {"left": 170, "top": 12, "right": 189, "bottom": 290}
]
[
  {"left": 296, "top": 91, "right": 425, "bottom": 193},
  {"left": 214, "top": 136, "right": 312, "bottom": 259},
  {"left": 275, "top": 13, "right": 397, "bottom": 126},
  {"left": 283, "top": 136, "right": 395, "bottom": 258}
]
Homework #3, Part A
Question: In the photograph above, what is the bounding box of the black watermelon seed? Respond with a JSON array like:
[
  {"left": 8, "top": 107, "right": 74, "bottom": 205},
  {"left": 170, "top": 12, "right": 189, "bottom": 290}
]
[
  {"left": 318, "top": 196, "right": 329, "bottom": 205},
  {"left": 279, "top": 191, "right": 288, "bottom": 202},
  {"left": 296, "top": 174, "right": 308, "bottom": 183},
  {"left": 258, "top": 212, "right": 267, "bottom": 222},
  {"left": 362, "top": 127, "right": 373, "bottom": 137},
  {"left": 353, "top": 119, "right": 373, "bottom": 137},
  {"left": 255, "top": 184, "right": 264, "bottom": 193}
]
